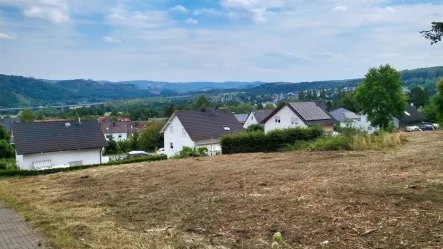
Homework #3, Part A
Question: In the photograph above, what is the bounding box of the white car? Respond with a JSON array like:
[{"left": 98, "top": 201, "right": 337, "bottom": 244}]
[
  {"left": 432, "top": 123, "right": 440, "bottom": 129},
  {"left": 406, "top": 125, "right": 421, "bottom": 132},
  {"left": 157, "top": 148, "right": 165, "bottom": 155}
]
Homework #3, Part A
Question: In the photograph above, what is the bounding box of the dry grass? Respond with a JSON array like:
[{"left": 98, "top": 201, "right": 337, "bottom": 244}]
[
  {"left": 0, "top": 131, "right": 443, "bottom": 249},
  {"left": 349, "top": 132, "right": 408, "bottom": 150}
]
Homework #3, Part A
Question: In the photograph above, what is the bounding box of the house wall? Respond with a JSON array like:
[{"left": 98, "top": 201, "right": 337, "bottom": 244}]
[
  {"left": 393, "top": 117, "right": 400, "bottom": 129},
  {"left": 104, "top": 132, "right": 127, "bottom": 141},
  {"left": 264, "top": 105, "right": 307, "bottom": 133},
  {"left": 243, "top": 113, "right": 258, "bottom": 129},
  {"left": 16, "top": 148, "right": 102, "bottom": 170},
  {"left": 163, "top": 116, "right": 195, "bottom": 157}
]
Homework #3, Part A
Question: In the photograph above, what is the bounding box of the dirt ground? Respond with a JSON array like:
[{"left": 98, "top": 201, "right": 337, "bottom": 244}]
[{"left": 0, "top": 131, "right": 442, "bottom": 249}]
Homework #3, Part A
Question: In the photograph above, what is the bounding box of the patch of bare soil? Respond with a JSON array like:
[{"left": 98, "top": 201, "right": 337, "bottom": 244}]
[{"left": 1, "top": 132, "right": 443, "bottom": 249}]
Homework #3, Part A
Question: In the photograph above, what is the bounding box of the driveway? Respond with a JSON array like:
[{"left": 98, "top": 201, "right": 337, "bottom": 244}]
[{"left": 0, "top": 202, "right": 46, "bottom": 249}]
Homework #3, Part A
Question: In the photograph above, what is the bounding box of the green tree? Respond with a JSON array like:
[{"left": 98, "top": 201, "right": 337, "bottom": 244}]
[
  {"left": 298, "top": 91, "right": 306, "bottom": 101},
  {"left": 0, "top": 140, "right": 15, "bottom": 159},
  {"left": 194, "top": 95, "right": 210, "bottom": 109},
  {"left": 408, "top": 87, "right": 429, "bottom": 108},
  {"left": 19, "top": 109, "right": 36, "bottom": 122},
  {"left": 139, "top": 121, "right": 165, "bottom": 152},
  {"left": 434, "top": 79, "right": 443, "bottom": 121},
  {"left": 130, "top": 131, "right": 140, "bottom": 150},
  {"left": 0, "top": 125, "right": 8, "bottom": 141},
  {"left": 355, "top": 64, "right": 407, "bottom": 129},
  {"left": 104, "top": 136, "right": 118, "bottom": 155},
  {"left": 256, "top": 103, "right": 264, "bottom": 110},
  {"left": 320, "top": 89, "right": 327, "bottom": 100},
  {"left": 420, "top": 22, "right": 443, "bottom": 45},
  {"left": 264, "top": 103, "right": 275, "bottom": 110},
  {"left": 164, "top": 104, "right": 175, "bottom": 117},
  {"left": 230, "top": 103, "right": 253, "bottom": 114}
]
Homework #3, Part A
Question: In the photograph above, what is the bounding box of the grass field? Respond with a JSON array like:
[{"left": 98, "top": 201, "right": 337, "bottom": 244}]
[{"left": 0, "top": 132, "right": 442, "bottom": 248}]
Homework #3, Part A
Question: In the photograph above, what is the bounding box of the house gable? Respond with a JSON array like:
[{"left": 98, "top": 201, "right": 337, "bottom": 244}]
[{"left": 264, "top": 105, "right": 307, "bottom": 133}]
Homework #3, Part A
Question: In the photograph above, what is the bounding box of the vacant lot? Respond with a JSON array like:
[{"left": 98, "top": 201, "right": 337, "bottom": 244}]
[{"left": 0, "top": 132, "right": 442, "bottom": 249}]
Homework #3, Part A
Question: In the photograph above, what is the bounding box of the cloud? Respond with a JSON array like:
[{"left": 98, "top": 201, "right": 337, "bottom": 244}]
[
  {"left": 106, "top": 5, "right": 171, "bottom": 28},
  {"left": 332, "top": 6, "right": 348, "bottom": 12},
  {"left": 185, "top": 18, "right": 198, "bottom": 25},
  {"left": 0, "top": 32, "right": 10, "bottom": 39},
  {"left": 193, "top": 8, "right": 225, "bottom": 16},
  {"left": 23, "top": 6, "right": 69, "bottom": 24},
  {"left": 170, "top": 5, "right": 188, "bottom": 13},
  {"left": 103, "top": 36, "right": 121, "bottom": 44}
]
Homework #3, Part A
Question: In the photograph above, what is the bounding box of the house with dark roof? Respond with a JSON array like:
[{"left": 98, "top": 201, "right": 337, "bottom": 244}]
[
  {"left": 393, "top": 105, "right": 425, "bottom": 128},
  {"left": 234, "top": 114, "right": 249, "bottom": 125},
  {"left": 101, "top": 121, "right": 148, "bottom": 141},
  {"left": 12, "top": 121, "right": 107, "bottom": 170},
  {"left": 261, "top": 101, "right": 338, "bottom": 134},
  {"left": 160, "top": 109, "right": 244, "bottom": 157},
  {"left": 330, "top": 108, "right": 376, "bottom": 133},
  {"left": 243, "top": 110, "right": 274, "bottom": 129}
]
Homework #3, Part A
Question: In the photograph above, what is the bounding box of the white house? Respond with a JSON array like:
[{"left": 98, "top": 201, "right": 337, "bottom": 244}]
[
  {"left": 160, "top": 109, "right": 244, "bottom": 157},
  {"left": 102, "top": 122, "right": 128, "bottom": 141},
  {"left": 12, "top": 121, "right": 107, "bottom": 170},
  {"left": 243, "top": 110, "right": 274, "bottom": 129},
  {"left": 262, "top": 101, "right": 338, "bottom": 134},
  {"left": 330, "top": 108, "right": 376, "bottom": 134}
]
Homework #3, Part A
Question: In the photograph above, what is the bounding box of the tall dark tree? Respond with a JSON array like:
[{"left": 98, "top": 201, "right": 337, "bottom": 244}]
[
  {"left": 104, "top": 136, "right": 118, "bottom": 155},
  {"left": 408, "top": 87, "right": 429, "bottom": 108},
  {"left": 194, "top": 96, "right": 210, "bottom": 109},
  {"left": 164, "top": 104, "right": 175, "bottom": 117},
  {"left": 256, "top": 102, "right": 264, "bottom": 110},
  {"left": 421, "top": 22, "right": 443, "bottom": 45},
  {"left": 0, "top": 125, "right": 8, "bottom": 141},
  {"left": 355, "top": 64, "right": 407, "bottom": 129}
]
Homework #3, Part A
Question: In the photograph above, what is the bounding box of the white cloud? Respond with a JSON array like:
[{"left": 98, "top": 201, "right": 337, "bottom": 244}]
[
  {"left": 23, "top": 6, "right": 69, "bottom": 24},
  {"left": 193, "top": 8, "right": 225, "bottom": 16},
  {"left": 385, "top": 6, "right": 395, "bottom": 12},
  {"left": 170, "top": 5, "right": 188, "bottom": 13},
  {"left": 103, "top": 36, "right": 121, "bottom": 44},
  {"left": 106, "top": 5, "right": 171, "bottom": 28},
  {"left": 332, "top": 6, "right": 348, "bottom": 12},
  {"left": 0, "top": 32, "right": 10, "bottom": 39},
  {"left": 185, "top": 18, "right": 198, "bottom": 25}
]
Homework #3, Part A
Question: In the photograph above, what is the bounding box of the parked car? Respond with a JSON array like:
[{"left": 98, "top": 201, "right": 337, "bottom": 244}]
[
  {"left": 157, "top": 148, "right": 165, "bottom": 155},
  {"left": 126, "top": 151, "right": 150, "bottom": 158},
  {"left": 406, "top": 125, "right": 420, "bottom": 132},
  {"left": 432, "top": 123, "right": 440, "bottom": 129},
  {"left": 417, "top": 123, "right": 435, "bottom": 131}
]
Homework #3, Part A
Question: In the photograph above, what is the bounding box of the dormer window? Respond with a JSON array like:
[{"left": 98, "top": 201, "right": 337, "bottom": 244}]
[{"left": 222, "top": 125, "right": 231, "bottom": 131}]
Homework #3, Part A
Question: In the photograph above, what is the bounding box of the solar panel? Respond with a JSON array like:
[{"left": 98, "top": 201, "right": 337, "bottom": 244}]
[{"left": 290, "top": 102, "right": 331, "bottom": 121}]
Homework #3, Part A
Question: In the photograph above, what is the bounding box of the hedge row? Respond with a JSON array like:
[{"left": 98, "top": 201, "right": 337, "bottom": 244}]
[
  {"left": 0, "top": 155, "right": 167, "bottom": 178},
  {"left": 221, "top": 126, "right": 324, "bottom": 154}
]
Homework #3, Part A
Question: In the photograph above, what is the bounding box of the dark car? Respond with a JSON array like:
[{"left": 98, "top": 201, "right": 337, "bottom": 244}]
[{"left": 417, "top": 123, "right": 435, "bottom": 131}]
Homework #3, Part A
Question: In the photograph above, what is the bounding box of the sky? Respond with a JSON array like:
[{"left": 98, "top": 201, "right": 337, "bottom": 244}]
[{"left": 0, "top": 0, "right": 442, "bottom": 82}]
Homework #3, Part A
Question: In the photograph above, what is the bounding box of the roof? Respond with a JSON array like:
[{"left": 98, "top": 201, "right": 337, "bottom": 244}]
[
  {"left": 13, "top": 120, "right": 107, "bottom": 155},
  {"left": 0, "top": 118, "right": 18, "bottom": 133},
  {"left": 250, "top": 110, "right": 274, "bottom": 124},
  {"left": 262, "top": 101, "right": 338, "bottom": 126},
  {"left": 162, "top": 109, "right": 244, "bottom": 141},
  {"left": 234, "top": 114, "right": 249, "bottom": 123},
  {"left": 329, "top": 108, "right": 360, "bottom": 122},
  {"left": 397, "top": 105, "right": 425, "bottom": 125},
  {"left": 101, "top": 122, "right": 128, "bottom": 134}
]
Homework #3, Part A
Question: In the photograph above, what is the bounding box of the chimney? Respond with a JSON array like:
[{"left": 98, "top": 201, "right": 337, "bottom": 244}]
[{"left": 200, "top": 108, "right": 206, "bottom": 112}]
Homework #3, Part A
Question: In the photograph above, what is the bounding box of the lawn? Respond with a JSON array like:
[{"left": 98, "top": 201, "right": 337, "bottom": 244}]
[{"left": 0, "top": 132, "right": 442, "bottom": 248}]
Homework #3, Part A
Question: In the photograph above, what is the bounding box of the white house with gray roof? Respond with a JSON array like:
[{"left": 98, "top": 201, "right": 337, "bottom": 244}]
[{"left": 160, "top": 109, "right": 244, "bottom": 157}]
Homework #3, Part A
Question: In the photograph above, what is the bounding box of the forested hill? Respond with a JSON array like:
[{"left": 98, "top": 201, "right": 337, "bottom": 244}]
[
  {"left": 0, "top": 76, "right": 156, "bottom": 108},
  {"left": 238, "top": 66, "right": 443, "bottom": 96},
  {"left": 1, "top": 66, "right": 442, "bottom": 108}
]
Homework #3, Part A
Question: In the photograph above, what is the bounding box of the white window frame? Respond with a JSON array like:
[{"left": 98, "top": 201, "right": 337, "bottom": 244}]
[
  {"left": 291, "top": 117, "right": 299, "bottom": 125},
  {"left": 275, "top": 116, "right": 281, "bottom": 124}
]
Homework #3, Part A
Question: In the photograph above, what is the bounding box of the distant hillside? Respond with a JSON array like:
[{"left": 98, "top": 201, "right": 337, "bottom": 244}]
[
  {"left": 116, "top": 81, "right": 262, "bottom": 91},
  {"left": 0, "top": 76, "right": 156, "bottom": 108},
  {"left": 1, "top": 66, "right": 442, "bottom": 108}
]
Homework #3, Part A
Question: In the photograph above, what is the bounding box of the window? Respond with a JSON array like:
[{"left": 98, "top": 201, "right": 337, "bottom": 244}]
[
  {"left": 69, "top": 161, "right": 83, "bottom": 167},
  {"left": 182, "top": 128, "right": 187, "bottom": 137},
  {"left": 222, "top": 125, "right": 231, "bottom": 131},
  {"left": 275, "top": 116, "right": 281, "bottom": 124},
  {"left": 118, "top": 135, "right": 122, "bottom": 138},
  {"left": 170, "top": 142, "right": 174, "bottom": 149},
  {"left": 170, "top": 126, "right": 174, "bottom": 134},
  {"left": 251, "top": 116, "right": 254, "bottom": 120},
  {"left": 291, "top": 117, "right": 299, "bottom": 125}
]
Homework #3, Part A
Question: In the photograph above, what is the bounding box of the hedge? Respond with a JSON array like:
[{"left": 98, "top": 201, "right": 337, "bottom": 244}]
[
  {"left": 0, "top": 155, "right": 167, "bottom": 178},
  {"left": 221, "top": 126, "right": 324, "bottom": 154}
]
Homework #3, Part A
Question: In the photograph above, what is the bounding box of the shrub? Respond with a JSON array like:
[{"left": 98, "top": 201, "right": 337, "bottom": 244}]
[
  {"left": 282, "top": 136, "right": 351, "bottom": 151},
  {"left": 178, "top": 146, "right": 208, "bottom": 158},
  {"left": 246, "top": 124, "right": 264, "bottom": 133},
  {"left": 0, "top": 155, "right": 167, "bottom": 178},
  {"left": 221, "top": 126, "right": 323, "bottom": 154}
]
